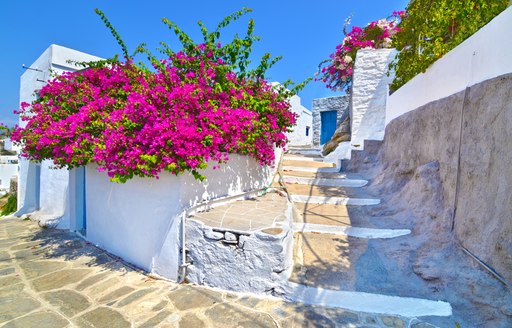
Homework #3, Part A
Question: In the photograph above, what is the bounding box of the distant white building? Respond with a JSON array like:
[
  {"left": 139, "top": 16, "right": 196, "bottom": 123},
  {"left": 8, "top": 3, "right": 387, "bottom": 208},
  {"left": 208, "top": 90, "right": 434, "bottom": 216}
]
[
  {"left": 0, "top": 137, "right": 19, "bottom": 193},
  {"left": 286, "top": 94, "right": 312, "bottom": 147},
  {"left": 3, "top": 137, "right": 21, "bottom": 153}
]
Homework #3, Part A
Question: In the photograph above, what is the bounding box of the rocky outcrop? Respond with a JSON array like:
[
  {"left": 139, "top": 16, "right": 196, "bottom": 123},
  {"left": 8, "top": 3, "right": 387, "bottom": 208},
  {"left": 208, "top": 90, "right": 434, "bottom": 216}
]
[
  {"left": 322, "top": 116, "right": 350, "bottom": 156},
  {"left": 347, "top": 73, "right": 512, "bottom": 327}
]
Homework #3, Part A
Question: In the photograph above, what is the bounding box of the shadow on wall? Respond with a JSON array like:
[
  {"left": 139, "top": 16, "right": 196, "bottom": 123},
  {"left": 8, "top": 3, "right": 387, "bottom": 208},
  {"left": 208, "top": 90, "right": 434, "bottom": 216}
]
[{"left": 180, "top": 153, "right": 276, "bottom": 208}]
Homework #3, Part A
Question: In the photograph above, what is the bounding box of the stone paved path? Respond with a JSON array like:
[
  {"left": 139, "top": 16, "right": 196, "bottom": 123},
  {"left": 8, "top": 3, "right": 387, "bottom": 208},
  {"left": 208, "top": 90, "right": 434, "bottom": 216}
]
[{"left": 0, "top": 217, "right": 438, "bottom": 327}]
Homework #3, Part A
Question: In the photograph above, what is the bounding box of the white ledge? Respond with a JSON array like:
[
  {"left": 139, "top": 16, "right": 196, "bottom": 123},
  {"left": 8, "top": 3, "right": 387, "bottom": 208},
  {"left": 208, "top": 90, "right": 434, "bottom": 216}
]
[
  {"left": 282, "top": 282, "right": 453, "bottom": 317},
  {"left": 293, "top": 223, "right": 411, "bottom": 239}
]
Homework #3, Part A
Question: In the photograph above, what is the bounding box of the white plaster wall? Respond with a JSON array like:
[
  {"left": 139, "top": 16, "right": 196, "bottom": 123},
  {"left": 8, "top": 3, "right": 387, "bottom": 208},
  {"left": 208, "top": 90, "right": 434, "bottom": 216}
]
[
  {"left": 36, "top": 160, "right": 70, "bottom": 228},
  {"left": 386, "top": 6, "right": 512, "bottom": 126},
  {"left": 86, "top": 153, "right": 280, "bottom": 281},
  {"left": 351, "top": 48, "right": 397, "bottom": 150},
  {"left": 17, "top": 46, "right": 52, "bottom": 214},
  {"left": 17, "top": 44, "right": 101, "bottom": 224},
  {"left": 286, "top": 95, "right": 313, "bottom": 146},
  {"left": 0, "top": 164, "right": 17, "bottom": 190}
]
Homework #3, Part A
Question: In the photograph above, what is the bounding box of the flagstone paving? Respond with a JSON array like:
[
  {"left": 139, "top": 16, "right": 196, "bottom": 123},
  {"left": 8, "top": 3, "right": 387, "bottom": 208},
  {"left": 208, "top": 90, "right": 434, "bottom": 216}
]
[{"left": 0, "top": 217, "right": 436, "bottom": 328}]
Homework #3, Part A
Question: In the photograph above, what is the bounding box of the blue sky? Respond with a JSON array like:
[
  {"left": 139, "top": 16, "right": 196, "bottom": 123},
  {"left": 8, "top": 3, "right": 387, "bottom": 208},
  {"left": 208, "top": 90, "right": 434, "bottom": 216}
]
[{"left": 0, "top": 0, "right": 408, "bottom": 127}]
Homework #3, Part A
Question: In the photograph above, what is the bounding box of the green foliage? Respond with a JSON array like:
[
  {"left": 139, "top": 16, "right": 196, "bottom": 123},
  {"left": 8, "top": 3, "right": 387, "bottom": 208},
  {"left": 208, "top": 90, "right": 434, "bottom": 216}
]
[
  {"left": 94, "top": 8, "right": 130, "bottom": 60},
  {"left": 1, "top": 194, "right": 17, "bottom": 216},
  {"left": 391, "top": 0, "right": 509, "bottom": 91},
  {"left": 92, "top": 7, "right": 308, "bottom": 96}
]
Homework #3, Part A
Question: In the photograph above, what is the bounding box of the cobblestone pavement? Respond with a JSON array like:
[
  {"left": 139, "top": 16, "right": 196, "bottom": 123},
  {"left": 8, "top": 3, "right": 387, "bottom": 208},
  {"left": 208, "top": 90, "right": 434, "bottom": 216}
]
[{"left": 0, "top": 217, "right": 434, "bottom": 328}]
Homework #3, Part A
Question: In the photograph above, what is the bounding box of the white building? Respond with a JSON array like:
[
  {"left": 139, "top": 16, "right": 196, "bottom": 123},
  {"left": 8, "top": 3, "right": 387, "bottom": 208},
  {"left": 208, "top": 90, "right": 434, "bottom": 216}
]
[
  {"left": 17, "top": 45, "right": 102, "bottom": 222},
  {"left": 286, "top": 94, "right": 313, "bottom": 147},
  {"left": 16, "top": 44, "right": 288, "bottom": 281}
]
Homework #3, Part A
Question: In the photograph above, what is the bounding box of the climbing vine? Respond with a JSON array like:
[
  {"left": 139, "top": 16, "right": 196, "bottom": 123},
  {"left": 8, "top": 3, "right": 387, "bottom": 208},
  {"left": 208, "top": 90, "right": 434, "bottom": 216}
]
[
  {"left": 390, "top": 0, "right": 509, "bottom": 91},
  {"left": 318, "top": 12, "right": 403, "bottom": 92}
]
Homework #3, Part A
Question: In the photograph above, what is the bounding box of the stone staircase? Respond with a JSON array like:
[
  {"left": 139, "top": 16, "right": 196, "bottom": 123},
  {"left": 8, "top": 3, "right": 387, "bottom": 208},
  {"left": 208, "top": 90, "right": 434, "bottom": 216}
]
[{"left": 279, "top": 150, "right": 453, "bottom": 321}]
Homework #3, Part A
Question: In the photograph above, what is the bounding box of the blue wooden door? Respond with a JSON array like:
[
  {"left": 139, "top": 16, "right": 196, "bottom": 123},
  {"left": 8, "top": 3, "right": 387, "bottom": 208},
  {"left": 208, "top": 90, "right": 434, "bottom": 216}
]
[
  {"left": 320, "top": 110, "right": 337, "bottom": 144},
  {"left": 75, "top": 167, "right": 87, "bottom": 236}
]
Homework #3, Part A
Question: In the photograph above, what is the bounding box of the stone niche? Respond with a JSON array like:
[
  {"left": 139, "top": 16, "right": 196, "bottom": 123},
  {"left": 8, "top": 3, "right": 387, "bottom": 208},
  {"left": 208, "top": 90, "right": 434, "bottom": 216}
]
[
  {"left": 185, "top": 190, "right": 294, "bottom": 295},
  {"left": 312, "top": 96, "right": 350, "bottom": 147}
]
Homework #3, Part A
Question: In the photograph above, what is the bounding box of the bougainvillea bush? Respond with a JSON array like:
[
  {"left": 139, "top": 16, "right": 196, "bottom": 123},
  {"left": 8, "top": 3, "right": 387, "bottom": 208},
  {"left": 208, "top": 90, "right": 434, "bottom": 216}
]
[
  {"left": 318, "top": 12, "right": 404, "bottom": 92},
  {"left": 12, "top": 8, "right": 307, "bottom": 182}
]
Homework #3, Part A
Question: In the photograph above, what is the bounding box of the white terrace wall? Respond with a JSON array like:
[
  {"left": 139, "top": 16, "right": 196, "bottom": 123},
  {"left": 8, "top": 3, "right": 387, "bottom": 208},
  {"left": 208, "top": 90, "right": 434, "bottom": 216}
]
[
  {"left": 17, "top": 45, "right": 102, "bottom": 223},
  {"left": 350, "top": 48, "right": 397, "bottom": 150},
  {"left": 286, "top": 95, "right": 312, "bottom": 146},
  {"left": 386, "top": 6, "right": 512, "bottom": 126},
  {"left": 85, "top": 152, "right": 280, "bottom": 281}
]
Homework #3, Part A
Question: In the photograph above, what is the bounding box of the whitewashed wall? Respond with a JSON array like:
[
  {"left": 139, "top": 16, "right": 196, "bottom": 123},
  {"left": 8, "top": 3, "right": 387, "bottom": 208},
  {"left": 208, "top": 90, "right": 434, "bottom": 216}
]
[
  {"left": 386, "top": 6, "right": 512, "bottom": 126},
  {"left": 17, "top": 45, "right": 101, "bottom": 222},
  {"left": 85, "top": 152, "right": 281, "bottom": 281},
  {"left": 351, "top": 48, "right": 397, "bottom": 150},
  {"left": 286, "top": 95, "right": 312, "bottom": 146}
]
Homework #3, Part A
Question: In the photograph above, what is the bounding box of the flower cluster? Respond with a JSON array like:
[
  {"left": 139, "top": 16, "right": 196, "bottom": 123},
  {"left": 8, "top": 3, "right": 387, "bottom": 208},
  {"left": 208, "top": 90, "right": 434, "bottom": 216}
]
[
  {"left": 11, "top": 47, "right": 296, "bottom": 182},
  {"left": 318, "top": 11, "right": 404, "bottom": 92}
]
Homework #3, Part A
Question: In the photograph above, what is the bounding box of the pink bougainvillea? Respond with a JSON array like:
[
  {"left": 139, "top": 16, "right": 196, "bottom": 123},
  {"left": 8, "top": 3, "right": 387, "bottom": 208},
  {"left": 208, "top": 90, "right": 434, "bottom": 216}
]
[
  {"left": 318, "top": 11, "right": 405, "bottom": 92},
  {"left": 11, "top": 46, "right": 296, "bottom": 182}
]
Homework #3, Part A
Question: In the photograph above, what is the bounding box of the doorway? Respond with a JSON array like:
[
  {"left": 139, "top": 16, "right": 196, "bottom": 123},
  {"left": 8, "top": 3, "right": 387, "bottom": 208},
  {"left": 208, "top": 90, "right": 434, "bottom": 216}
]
[
  {"left": 74, "top": 167, "right": 87, "bottom": 236},
  {"left": 320, "top": 110, "right": 337, "bottom": 144}
]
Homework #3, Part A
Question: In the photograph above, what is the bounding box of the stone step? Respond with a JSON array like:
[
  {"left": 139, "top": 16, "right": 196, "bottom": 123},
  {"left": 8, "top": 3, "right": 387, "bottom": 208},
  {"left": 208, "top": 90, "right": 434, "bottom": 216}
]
[
  {"left": 280, "top": 170, "right": 351, "bottom": 179},
  {"left": 290, "top": 194, "right": 380, "bottom": 206},
  {"left": 282, "top": 175, "right": 368, "bottom": 188},
  {"left": 294, "top": 202, "right": 362, "bottom": 226},
  {"left": 293, "top": 223, "right": 410, "bottom": 239},
  {"left": 285, "top": 184, "right": 374, "bottom": 199},
  {"left": 280, "top": 282, "right": 452, "bottom": 318},
  {"left": 282, "top": 166, "right": 340, "bottom": 173},
  {"left": 289, "top": 232, "right": 452, "bottom": 317},
  {"left": 282, "top": 159, "right": 335, "bottom": 169},
  {"left": 283, "top": 155, "right": 324, "bottom": 162},
  {"left": 286, "top": 148, "right": 322, "bottom": 156}
]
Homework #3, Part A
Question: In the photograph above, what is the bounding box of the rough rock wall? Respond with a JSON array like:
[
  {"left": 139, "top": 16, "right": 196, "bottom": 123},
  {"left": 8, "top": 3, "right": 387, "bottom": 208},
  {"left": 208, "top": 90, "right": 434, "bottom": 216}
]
[
  {"left": 312, "top": 96, "right": 350, "bottom": 146},
  {"left": 380, "top": 73, "right": 512, "bottom": 284},
  {"left": 185, "top": 218, "right": 294, "bottom": 294},
  {"left": 454, "top": 74, "right": 512, "bottom": 282}
]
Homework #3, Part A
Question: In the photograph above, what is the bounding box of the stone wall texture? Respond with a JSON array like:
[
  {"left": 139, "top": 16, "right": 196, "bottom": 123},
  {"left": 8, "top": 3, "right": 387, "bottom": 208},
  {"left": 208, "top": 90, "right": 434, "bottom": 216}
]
[
  {"left": 382, "top": 73, "right": 512, "bottom": 284},
  {"left": 312, "top": 96, "right": 350, "bottom": 146},
  {"left": 351, "top": 48, "right": 397, "bottom": 150}
]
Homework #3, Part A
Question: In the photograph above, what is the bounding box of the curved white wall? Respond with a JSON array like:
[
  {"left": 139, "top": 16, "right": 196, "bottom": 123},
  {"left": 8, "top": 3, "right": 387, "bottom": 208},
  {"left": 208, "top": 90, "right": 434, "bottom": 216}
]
[
  {"left": 85, "top": 152, "right": 280, "bottom": 281},
  {"left": 386, "top": 6, "right": 512, "bottom": 126},
  {"left": 351, "top": 48, "right": 397, "bottom": 149}
]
